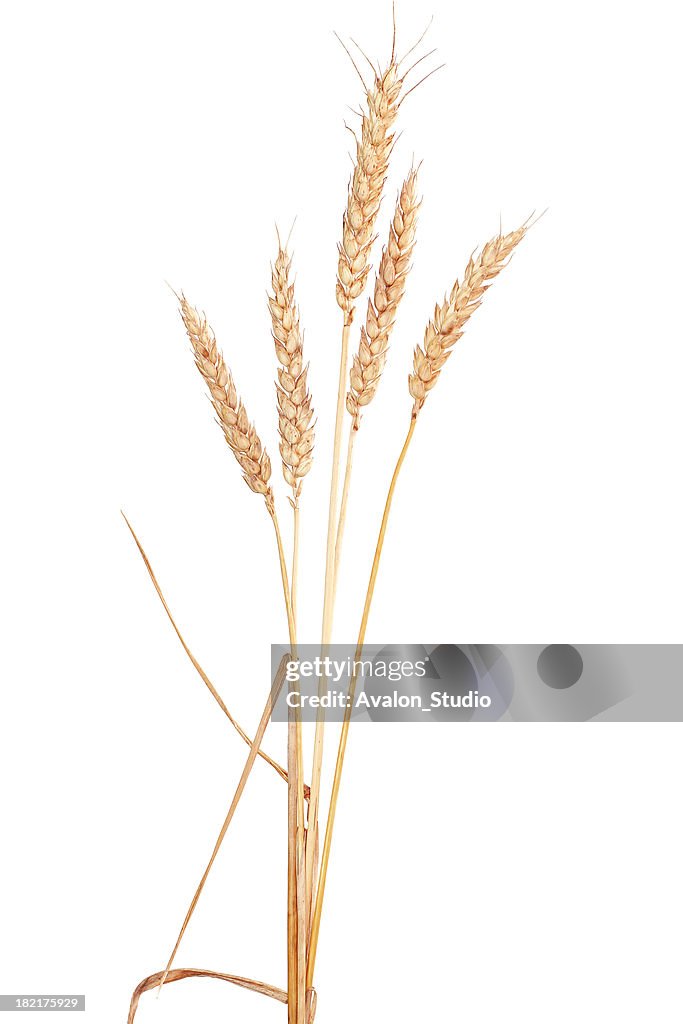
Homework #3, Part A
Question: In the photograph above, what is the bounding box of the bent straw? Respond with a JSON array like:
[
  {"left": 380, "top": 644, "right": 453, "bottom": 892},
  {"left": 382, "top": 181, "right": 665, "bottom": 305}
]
[{"left": 121, "top": 511, "right": 289, "bottom": 786}]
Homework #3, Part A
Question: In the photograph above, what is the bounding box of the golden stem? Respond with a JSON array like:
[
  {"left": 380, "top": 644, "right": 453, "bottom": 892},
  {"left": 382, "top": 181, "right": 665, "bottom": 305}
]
[
  {"left": 271, "top": 507, "right": 297, "bottom": 648},
  {"left": 321, "top": 319, "right": 352, "bottom": 636},
  {"left": 331, "top": 423, "right": 357, "bottom": 608},
  {"left": 307, "top": 414, "right": 418, "bottom": 987},
  {"left": 271, "top": 508, "right": 306, "bottom": 1024},
  {"left": 305, "top": 317, "right": 351, "bottom": 937},
  {"left": 291, "top": 502, "right": 300, "bottom": 629}
]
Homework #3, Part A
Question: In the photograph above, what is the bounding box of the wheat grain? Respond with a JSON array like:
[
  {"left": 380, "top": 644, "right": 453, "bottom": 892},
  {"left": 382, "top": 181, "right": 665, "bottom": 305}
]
[
  {"left": 179, "top": 296, "right": 273, "bottom": 508},
  {"left": 269, "top": 244, "right": 315, "bottom": 503},
  {"left": 347, "top": 167, "right": 420, "bottom": 428},
  {"left": 336, "top": 62, "right": 405, "bottom": 323},
  {"left": 409, "top": 224, "right": 528, "bottom": 414}
]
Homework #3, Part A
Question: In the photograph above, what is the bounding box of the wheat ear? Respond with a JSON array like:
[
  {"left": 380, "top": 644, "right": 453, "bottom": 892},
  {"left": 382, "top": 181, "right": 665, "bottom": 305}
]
[
  {"left": 409, "top": 223, "right": 529, "bottom": 414},
  {"left": 332, "top": 168, "right": 421, "bottom": 597},
  {"left": 346, "top": 166, "right": 420, "bottom": 428},
  {"left": 307, "top": 220, "right": 530, "bottom": 984},
  {"left": 179, "top": 296, "right": 274, "bottom": 509},
  {"left": 335, "top": 62, "right": 405, "bottom": 322},
  {"left": 269, "top": 240, "right": 315, "bottom": 633},
  {"left": 269, "top": 242, "right": 315, "bottom": 505}
]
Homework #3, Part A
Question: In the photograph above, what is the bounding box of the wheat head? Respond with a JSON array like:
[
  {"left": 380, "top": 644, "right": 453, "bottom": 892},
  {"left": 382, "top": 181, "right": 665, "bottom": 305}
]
[
  {"left": 346, "top": 167, "right": 420, "bottom": 428},
  {"left": 268, "top": 244, "right": 315, "bottom": 504},
  {"left": 409, "top": 223, "right": 529, "bottom": 415},
  {"left": 179, "top": 296, "right": 274, "bottom": 509},
  {"left": 336, "top": 62, "right": 404, "bottom": 323}
]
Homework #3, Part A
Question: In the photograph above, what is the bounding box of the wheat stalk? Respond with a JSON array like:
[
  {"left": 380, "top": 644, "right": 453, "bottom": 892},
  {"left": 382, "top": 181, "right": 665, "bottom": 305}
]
[
  {"left": 307, "top": 52, "right": 410, "bottom": 951},
  {"left": 267, "top": 241, "right": 312, "bottom": 1021},
  {"left": 307, "top": 220, "right": 530, "bottom": 983},
  {"left": 158, "top": 297, "right": 306, "bottom": 1012}
]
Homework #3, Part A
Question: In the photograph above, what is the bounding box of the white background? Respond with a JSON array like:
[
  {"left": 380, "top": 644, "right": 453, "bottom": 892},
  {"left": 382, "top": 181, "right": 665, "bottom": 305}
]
[{"left": 1, "top": 0, "right": 682, "bottom": 1021}]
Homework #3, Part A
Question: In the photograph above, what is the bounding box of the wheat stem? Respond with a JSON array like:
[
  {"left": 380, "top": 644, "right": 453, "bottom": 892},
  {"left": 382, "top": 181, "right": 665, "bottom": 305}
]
[
  {"left": 268, "top": 510, "right": 306, "bottom": 1024},
  {"left": 291, "top": 503, "right": 300, "bottom": 628},
  {"left": 270, "top": 508, "right": 297, "bottom": 647},
  {"left": 332, "top": 423, "right": 357, "bottom": 606},
  {"left": 307, "top": 414, "right": 417, "bottom": 986},
  {"left": 320, "top": 321, "right": 352, "bottom": 640},
  {"left": 305, "top": 318, "right": 351, "bottom": 931}
]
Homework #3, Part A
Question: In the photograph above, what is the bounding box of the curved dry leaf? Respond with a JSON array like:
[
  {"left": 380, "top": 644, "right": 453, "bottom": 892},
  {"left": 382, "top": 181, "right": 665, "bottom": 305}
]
[{"left": 128, "top": 968, "right": 286, "bottom": 1024}]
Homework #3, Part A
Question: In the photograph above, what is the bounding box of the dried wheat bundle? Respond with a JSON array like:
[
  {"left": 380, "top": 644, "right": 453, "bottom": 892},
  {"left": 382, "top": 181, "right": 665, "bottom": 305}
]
[
  {"left": 269, "top": 244, "right": 315, "bottom": 503},
  {"left": 347, "top": 167, "right": 420, "bottom": 428},
  {"left": 409, "top": 224, "right": 528, "bottom": 414},
  {"left": 127, "top": 15, "right": 536, "bottom": 1024},
  {"left": 335, "top": 61, "right": 404, "bottom": 323},
  {"left": 179, "top": 296, "right": 274, "bottom": 507}
]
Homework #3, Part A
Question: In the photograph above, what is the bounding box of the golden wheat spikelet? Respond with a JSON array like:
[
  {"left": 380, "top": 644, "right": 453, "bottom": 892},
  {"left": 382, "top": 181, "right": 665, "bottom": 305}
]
[
  {"left": 409, "top": 223, "right": 529, "bottom": 414},
  {"left": 178, "top": 296, "right": 274, "bottom": 508},
  {"left": 336, "top": 61, "right": 405, "bottom": 323},
  {"left": 268, "top": 243, "right": 315, "bottom": 504},
  {"left": 346, "top": 167, "right": 420, "bottom": 428}
]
